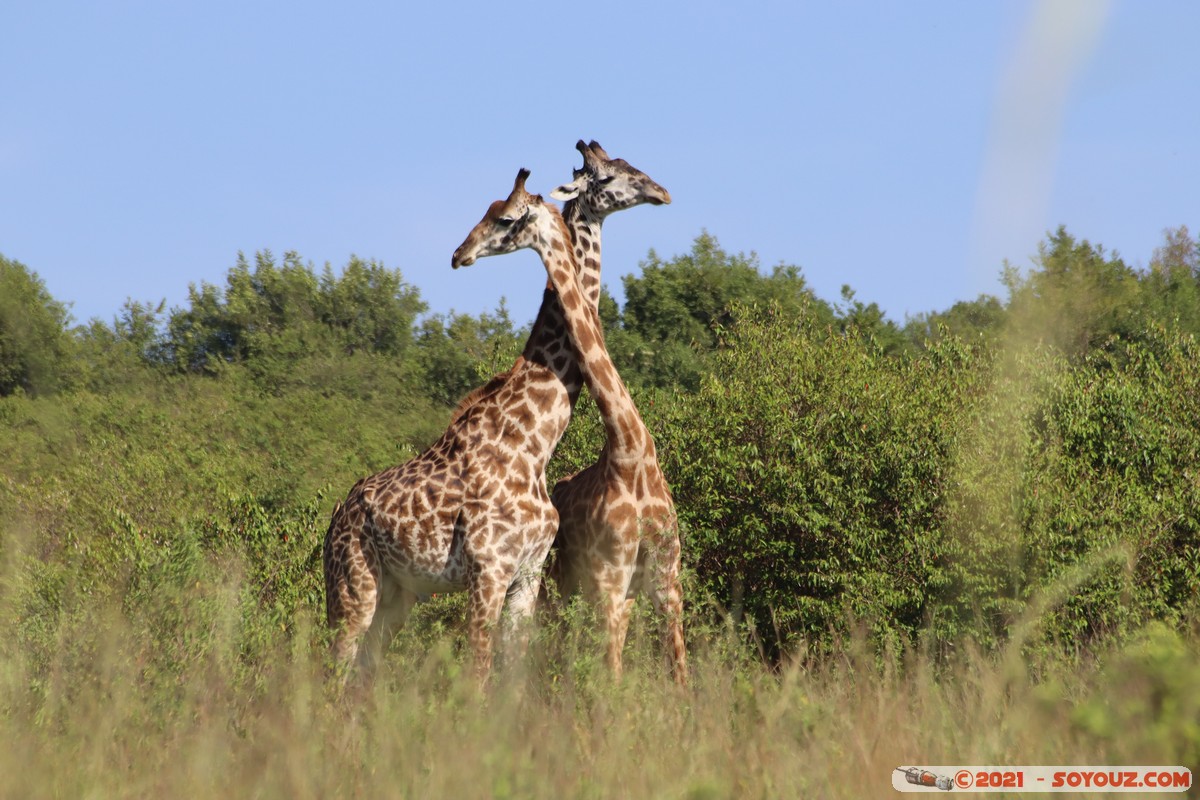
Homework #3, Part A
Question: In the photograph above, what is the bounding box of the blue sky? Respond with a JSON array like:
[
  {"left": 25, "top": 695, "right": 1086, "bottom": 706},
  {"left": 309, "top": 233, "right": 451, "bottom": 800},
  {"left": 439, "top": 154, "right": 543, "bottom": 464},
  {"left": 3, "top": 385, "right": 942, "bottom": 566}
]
[{"left": 2, "top": 1, "right": 1197, "bottom": 329}]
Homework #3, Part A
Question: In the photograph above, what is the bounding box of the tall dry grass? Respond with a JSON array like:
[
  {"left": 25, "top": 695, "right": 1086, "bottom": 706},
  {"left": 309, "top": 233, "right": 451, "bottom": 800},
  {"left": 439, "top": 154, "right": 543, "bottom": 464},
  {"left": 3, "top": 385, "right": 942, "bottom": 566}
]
[{"left": 2, "top": 571, "right": 1196, "bottom": 800}]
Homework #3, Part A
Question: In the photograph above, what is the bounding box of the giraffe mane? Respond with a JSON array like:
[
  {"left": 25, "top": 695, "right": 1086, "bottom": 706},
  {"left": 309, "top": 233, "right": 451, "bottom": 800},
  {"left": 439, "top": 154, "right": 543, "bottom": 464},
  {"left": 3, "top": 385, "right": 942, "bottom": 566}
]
[{"left": 447, "top": 358, "right": 526, "bottom": 425}]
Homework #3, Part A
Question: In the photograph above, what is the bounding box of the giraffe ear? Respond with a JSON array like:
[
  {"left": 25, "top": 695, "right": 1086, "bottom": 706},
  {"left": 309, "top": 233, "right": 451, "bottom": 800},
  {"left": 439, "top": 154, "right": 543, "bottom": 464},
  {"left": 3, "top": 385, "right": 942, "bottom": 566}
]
[{"left": 550, "top": 177, "right": 582, "bottom": 201}]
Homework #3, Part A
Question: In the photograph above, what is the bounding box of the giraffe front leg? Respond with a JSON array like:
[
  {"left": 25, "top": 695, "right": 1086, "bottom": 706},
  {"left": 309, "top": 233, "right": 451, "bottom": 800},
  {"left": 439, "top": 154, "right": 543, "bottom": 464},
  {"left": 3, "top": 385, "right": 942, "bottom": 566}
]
[
  {"left": 466, "top": 567, "right": 509, "bottom": 686},
  {"left": 499, "top": 555, "right": 550, "bottom": 669}
]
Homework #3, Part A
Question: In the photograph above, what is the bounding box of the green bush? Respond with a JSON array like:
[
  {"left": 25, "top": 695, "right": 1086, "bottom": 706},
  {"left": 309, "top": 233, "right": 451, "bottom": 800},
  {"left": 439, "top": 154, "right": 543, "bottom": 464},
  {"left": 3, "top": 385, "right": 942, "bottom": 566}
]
[
  {"left": 0, "top": 254, "right": 72, "bottom": 396},
  {"left": 1018, "top": 329, "right": 1200, "bottom": 647},
  {"left": 657, "top": 303, "right": 980, "bottom": 657},
  {"left": 657, "top": 305, "right": 1200, "bottom": 661},
  {"left": 1068, "top": 622, "right": 1200, "bottom": 767}
]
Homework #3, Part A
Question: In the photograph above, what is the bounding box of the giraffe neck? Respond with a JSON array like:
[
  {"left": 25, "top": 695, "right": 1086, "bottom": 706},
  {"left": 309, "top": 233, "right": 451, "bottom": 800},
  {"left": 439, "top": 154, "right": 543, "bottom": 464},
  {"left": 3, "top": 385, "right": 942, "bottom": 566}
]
[
  {"left": 513, "top": 199, "right": 603, "bottom": 407},
  {"left": 517, "top": 285, "right": 584, "bottom": 400},
  {"left": 562, "top": 199, "right": 604, "bottom": 311},
  {"left": 536, "top": 214, "right": 647, "bottom": 460}
]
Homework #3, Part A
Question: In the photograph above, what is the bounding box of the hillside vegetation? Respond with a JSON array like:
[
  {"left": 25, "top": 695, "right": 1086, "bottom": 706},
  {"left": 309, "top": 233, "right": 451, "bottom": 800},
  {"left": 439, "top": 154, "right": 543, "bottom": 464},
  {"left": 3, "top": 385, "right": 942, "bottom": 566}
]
[{"left": 1, "top": 225, "right": 1198, "bottom": 796}]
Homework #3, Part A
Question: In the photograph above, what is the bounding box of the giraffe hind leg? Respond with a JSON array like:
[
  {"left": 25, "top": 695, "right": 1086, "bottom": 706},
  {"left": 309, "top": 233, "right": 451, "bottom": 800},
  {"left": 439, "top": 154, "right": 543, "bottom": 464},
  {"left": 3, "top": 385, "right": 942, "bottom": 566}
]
[
  {"left": 355, "top": 579, "right": 418, "bottom": 681},
  {"left": 328, "top": 587, "right": 376, "bottom": 691},
  {"left": 466, "top": 571, "right": 509, "bottom": 686},
  {"left": 323, "top": 501, "right": 384, "bottom": 690},
  {"left": 592, "top": 566, "right": 636, "bottom": 680},
  {"left": 645, "top": 549, "right": 689, "bottom": 686}
]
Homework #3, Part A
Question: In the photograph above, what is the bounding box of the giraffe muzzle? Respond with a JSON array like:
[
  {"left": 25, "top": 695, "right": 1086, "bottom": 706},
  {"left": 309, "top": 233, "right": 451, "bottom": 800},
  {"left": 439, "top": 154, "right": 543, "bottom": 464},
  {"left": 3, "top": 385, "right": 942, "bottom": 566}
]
[
  {"left": 647, "top": 184, "right": 672, "bottom": 206},
  {"left": 451, "top": 248, "right": 476, "bottom": 269}
]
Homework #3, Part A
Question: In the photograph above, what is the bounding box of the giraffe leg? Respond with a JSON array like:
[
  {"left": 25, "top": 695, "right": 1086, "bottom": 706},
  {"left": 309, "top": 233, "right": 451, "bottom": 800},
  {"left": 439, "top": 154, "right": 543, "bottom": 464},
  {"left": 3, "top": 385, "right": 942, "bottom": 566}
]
[
  {"left": 355, "top": 579, "right": 418, "bottom": 681},
  {"left": 324, "top": 505, "right": 382, "bottom": 690},
  {"left": 466, "top": 565, "right": 511, "bottom": 686},
  {"left": 594, "top": 566, "right": 636, "bottom": 680},
  {"left": 330, "top": 615, "right": 370, "bottom": 688},
  {"left": 615, "top": 596, "right": 636, "bottom": 654},
  {"left": 655, "top": 579, "right": 688, "bottom": 686},
  {"left": 328, "top": 584, "right": 377, "bottom": 692},
  {"left": 499, "top": 555, "right": 550, "bottom": 669},
  {"left": 646, "top": 546, "right": 689, "bottom": 686},
  {"left": 537, "top": 545, "right": 565, "bottom": 618}
]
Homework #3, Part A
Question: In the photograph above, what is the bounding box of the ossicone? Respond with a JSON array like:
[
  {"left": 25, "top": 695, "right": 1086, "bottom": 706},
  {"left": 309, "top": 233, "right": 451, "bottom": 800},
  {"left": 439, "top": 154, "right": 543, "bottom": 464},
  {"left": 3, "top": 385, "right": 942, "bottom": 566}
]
[{"left": 513, "top": 168, "right": 531, "bottom": 193}]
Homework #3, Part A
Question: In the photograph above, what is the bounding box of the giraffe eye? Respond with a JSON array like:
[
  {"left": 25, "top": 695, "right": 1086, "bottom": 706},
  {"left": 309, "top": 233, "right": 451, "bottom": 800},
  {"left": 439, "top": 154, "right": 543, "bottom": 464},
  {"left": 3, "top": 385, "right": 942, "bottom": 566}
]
[
  {"left": 597, "top": 175, "right": 616, "bottom": 186},
  {"left": 496, "top": 217, "right": 515, "bottom": 227}
]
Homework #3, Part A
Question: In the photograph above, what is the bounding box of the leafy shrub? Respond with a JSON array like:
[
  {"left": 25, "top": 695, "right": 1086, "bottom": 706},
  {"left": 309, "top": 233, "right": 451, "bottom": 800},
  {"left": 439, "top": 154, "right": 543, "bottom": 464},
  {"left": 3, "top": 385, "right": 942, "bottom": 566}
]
[
  {"left": 657, "top": 303, "right": 981, "bottom": 657},
  {"left": 1017, "top": 329, "right": 1200, "bottom": 648},
  {"left": 0, "top": 254, "right": 72, "bottom": 396},
  {"left": 658, "top": 305, "right": 1200, "bottom": 661},
  {"left": 1054, "top": 622, "right": 1200, "bottom": 768}
]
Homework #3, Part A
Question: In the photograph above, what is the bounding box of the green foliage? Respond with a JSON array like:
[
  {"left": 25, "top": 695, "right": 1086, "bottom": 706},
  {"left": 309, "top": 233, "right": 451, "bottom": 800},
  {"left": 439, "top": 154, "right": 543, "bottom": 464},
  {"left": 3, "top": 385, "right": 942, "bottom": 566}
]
[
  {"left": 1066, "top": 623, "right": 1200, "bottom": 767},
  {"left": 616, "top": 231, "right": 834, "bottom": 389},
  {"left": 835, "top": 284, "right": 910, "bottom": 354},
  {"left": 656, "top": 298, "right": 1200, "bottom": 658},
  {"left": 905, "top": 294, "right": 1006, "bottom": 346},
  {"left": 0, "top": 253, "right": 72, "bottom": 396},
  {"left": 195, "top": 491, "right": 327, "bottom": 682},
  {"left": 901, "top": 225, "right": 1200, "bottom": 357},
  {"left": 660, "top": 303, "right": 978, "bottom": 657},
  {"left": 1137, "top": 224, "right": 1200, "bottom": 335},
  {"left": 1003, "top": 226, "right": 1141, "bottom": 356},
  {"left": 932, "top": 343, "right": 1061, "bottom": 650},
  {"left": 162, "top": 250, "right": 427, "bottom": 376},
  {"left": 415, "top": 300, "right": 524, "bottom": 407},
  {"left": 1018, "top": 329, "right": 1200, "bottom": 646},
  {"left": 939, "top": 326, "right": 1200, "bottom": 653},
  {"left": 71, "top": 299, "right": 169, "bottom": 392}
]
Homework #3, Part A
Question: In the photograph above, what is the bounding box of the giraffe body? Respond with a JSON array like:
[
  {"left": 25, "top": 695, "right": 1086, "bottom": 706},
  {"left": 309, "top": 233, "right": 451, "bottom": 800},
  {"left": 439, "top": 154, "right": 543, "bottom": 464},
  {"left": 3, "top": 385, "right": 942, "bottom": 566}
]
[
  {"left": 324, "top": 316, "right": 572, "bottom": 686},
  {"left": 548, "top": 143, "right": 688, "bottom": 684}
]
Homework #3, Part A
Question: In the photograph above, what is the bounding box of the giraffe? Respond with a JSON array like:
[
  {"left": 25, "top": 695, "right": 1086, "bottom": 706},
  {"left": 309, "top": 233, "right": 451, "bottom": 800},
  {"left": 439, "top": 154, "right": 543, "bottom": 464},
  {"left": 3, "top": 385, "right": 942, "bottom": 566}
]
[
  {"left": 323, "top": 232, "right": 576, "bottom": 688},
  {"left": 547, "top": 146, "right": 689, "bottom": 685},
  {"left": 322, "top": 346, "right": 563, "bottom": 685},
  {"left": 452, "top": 168, "right": 688, "bottom": 686},
  {"left": 319, "top": 145, "right": 672, "bottom": 690}
]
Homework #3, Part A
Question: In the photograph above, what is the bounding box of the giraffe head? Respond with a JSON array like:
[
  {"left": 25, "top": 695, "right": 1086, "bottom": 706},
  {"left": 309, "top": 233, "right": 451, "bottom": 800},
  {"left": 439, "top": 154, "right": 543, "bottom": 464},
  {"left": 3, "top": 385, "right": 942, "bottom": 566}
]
[
  {"left": 550, "top": 140, "right": 671, "bottom": 217},
  {"left": 452, "top": 169, "right": 562, "bottom": 268}
]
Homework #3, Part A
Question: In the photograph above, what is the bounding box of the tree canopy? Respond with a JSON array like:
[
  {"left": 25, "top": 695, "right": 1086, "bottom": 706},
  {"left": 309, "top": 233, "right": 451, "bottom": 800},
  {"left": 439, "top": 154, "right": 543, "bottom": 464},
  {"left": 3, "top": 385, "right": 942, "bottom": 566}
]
[{"left": 0, "top": 253, "right": 72, "bottom": 396}]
